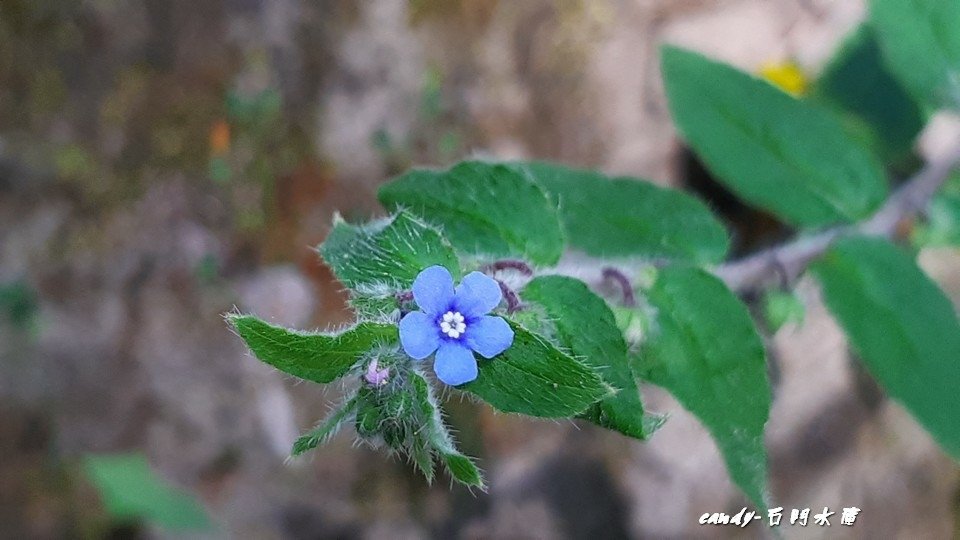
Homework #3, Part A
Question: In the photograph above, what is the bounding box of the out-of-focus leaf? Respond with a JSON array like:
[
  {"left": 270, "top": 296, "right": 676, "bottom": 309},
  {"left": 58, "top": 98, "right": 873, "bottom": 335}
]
[
  {"left": 661, "top": 45, "right": 888, "bottom": 228},
  {"left": 869, "top": 0, "right": 960, "bottom": 111},
  {"left": 0, "top": 280, "right": 38, "bottom": 329},
  {"left": 813, "top": 236, "right": 960, "bottom": 460},
  {"left": 762, "top": 290, "right": 805, "bottom": 333},
  {"left": 913, "top": 172, "right": 960, "bottom": 247},
  {"left": 811, "top": 24, "right": 926, "bottom": 165},
  {"left": 83, "top": 454, "right": 211, "bottom": 531}
]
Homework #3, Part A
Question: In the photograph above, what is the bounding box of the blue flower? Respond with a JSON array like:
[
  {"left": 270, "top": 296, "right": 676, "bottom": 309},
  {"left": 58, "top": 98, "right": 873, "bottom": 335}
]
[{"left": 399, "top": 265, "right": 514, "bottom": 386}]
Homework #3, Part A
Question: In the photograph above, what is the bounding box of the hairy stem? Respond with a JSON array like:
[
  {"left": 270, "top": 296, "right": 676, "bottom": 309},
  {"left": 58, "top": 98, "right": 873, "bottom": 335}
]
[{"left": 481, "top": 259, "right": 534, "bottom": 276}]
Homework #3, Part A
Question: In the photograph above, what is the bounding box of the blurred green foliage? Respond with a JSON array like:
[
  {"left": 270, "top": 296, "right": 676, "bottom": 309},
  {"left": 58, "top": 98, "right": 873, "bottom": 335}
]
[
  {"left": 810, "top": 24, "right": 925, "bottom": 170},
  {"left": 913, "top": 172, "right": 960, "bottom": 247},
  {"left": 762, "top": 290, "right": 805, "bottom": 333},
  {"left": 0, "top": 280, "right": 38, "bottom": 329},
  {"left": 82, "top": 453, "right": 212, "bottom": 532}
]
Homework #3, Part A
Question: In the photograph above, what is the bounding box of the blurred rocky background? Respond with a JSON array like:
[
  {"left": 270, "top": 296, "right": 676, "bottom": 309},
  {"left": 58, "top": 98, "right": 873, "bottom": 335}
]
[{"left": 1, "top": 0, "right": 957, "bottom": 538}]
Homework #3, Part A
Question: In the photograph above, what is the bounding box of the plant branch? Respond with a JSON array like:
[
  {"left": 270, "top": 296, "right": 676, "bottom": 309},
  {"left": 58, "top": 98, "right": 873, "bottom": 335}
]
[
  {"left": 551, "top": 146, "right": 960, "bottom": 295},
  {"left": 715, "top": 146, "right": 960, "bottom": 292}
]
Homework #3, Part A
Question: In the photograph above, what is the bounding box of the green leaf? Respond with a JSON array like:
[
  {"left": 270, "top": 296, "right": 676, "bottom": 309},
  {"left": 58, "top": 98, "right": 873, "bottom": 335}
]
[
  {"left": 228, "top": 315, "right": 397, "bottom": 384},
  {"left": 83, "top": 453, "right": 211, "bottom": 531},
  {"left": 812, "top": 237, "right": 960, "bottom": 460},
  {"left": 522, "top": 275, "right": 663, "bottom": 439},
  {"left": 410, "top": 434, "right": 436, "bottom": 484},
  {"left": 0, "top": 280, "right": 38, "bottom": 329},
  {"left": 869, "top": 0, "right": 960, "bottom": 111},
  {"left": 661, "top": 45, "right": 888, "bottom": 228},
  {"left": 354, "top": 387, "right": 382, "bottom": 438},
  {"left": 810, "top": 24, "right": 926, "bottom": 165},
  {"left": 762, "top": 290, "right": 805, "bottom": 333},
  {"left": 410, "top": 370, "right": 483, "bottom": 487},
  {"left": 463, "top": 321, "right": 612, "bottom": 418},
  {"left": 612, "top": 305, "right": 654, "bottom": 350},
  {"left": 378, "top": 161, "right": 565, "bottom": 265},
  {"left": 319, "top": 210, "right": 459, "bottom": 291},
  {"left": 351, "top": 381, "right": 420, "bottom": 451},
  {"left": 913, "top": 172, "right": 960, "bottom": 247},
  {"left": 410, "top": 371, "right": 447, "bottom": 447},
  {"left": 292, "top": 397, "right": 359, "bottom": 456},
  {"left": 441, "top": 452, "right": 484, "bottom": 488},
  {"left": 635, "top": 267, "right": 771, "bottom": 508},
  {"left": 914, "top": 194, "right": 960, "bottom": 247},
  {"left": 518, "top": 161, "right": 729, "bottom": 263}
]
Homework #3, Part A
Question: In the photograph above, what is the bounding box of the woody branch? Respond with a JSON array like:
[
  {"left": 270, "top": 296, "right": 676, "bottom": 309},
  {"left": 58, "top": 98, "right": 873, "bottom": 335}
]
[
  {"left": 715, "top": 143, "right": 960, "bottom": 292},
  {"left": 554, "top": 142, "right": 960, "bottom": 296}
]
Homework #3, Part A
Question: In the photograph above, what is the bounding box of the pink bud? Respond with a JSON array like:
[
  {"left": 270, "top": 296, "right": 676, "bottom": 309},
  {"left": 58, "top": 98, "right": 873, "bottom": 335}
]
[{"left": 364, "top": 359, "right": 390, "bottom": 386}]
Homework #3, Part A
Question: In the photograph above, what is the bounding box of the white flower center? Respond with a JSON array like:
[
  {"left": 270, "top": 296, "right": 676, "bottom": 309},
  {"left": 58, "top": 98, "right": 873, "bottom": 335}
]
[{"left": 439, "top": 311, "right": 467, "bottom": 339}]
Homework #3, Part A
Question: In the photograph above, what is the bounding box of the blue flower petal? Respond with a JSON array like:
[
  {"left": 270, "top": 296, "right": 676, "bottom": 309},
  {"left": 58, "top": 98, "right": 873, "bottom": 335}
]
[
  {"left": 412, "top": 265, "right": 455, "bottom": 316},
  {"left": 465, "top": 315, "right": 514, "bottom": 358},
  {"left": 434, "top": 341, "right": 478, "bottom": 386},
  {"left": 454, "top": 271, "right": 502, "bottom": 318},
  {"left": 399, "top": 311, "right": 440, "bottom": 360}
]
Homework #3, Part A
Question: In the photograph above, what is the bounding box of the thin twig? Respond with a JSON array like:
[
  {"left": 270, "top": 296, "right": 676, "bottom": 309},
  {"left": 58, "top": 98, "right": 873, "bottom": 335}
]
[
  {"left": 551, "top": 146, "right": 960, "bottom": 295},
  {"left": 715, "top": 146, "right": 960, "bottom": 292},
  {"left": 712, "top": 232, "right": 839, "bottom": 293},
  {"left": 480, "top": 259, "right": 534, "bottom": 276}
]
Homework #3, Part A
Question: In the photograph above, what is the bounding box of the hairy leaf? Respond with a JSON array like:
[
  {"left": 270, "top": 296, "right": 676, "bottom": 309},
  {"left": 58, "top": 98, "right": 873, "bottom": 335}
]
[
  {"left": 410, "top": 436, "right": 436, "bottom": 484},
  {"left": 441, "top": 453, "right": 484, "bottom": 488},
  {"left": 379, "top": 161, "right": 565, "bottom": 265},
  {"left": 463, "top": 321, "right": 612, "bottom": 418},
  {"left": 523, "top": 275, "right": 663, "bottom": 439},
  {"left": 813, "top": 237, "right": 960, "bottom": 460},
  {"left": 229, "top": 315, "right": 397, "bottom": 384},
  {"left": 292, "top": 397, "right": 359, "bottom": 456},
  {"left": 519, "top": 161, "right": 729, "bottom": 263},
  {"left": 661, "top": 46, "right": 888, "bottom": 228},
  {"left": 319, "top": 210, "right": 459, "bottom": 291},
  {"left": 869, "top": 0, "right": 960, "bottom": 111},
  {"left": 635, "top": 267, "right": 771, "bottom": 508},
  {"left": 410, "top": 371, "right": 484, "bottom": 487}
]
